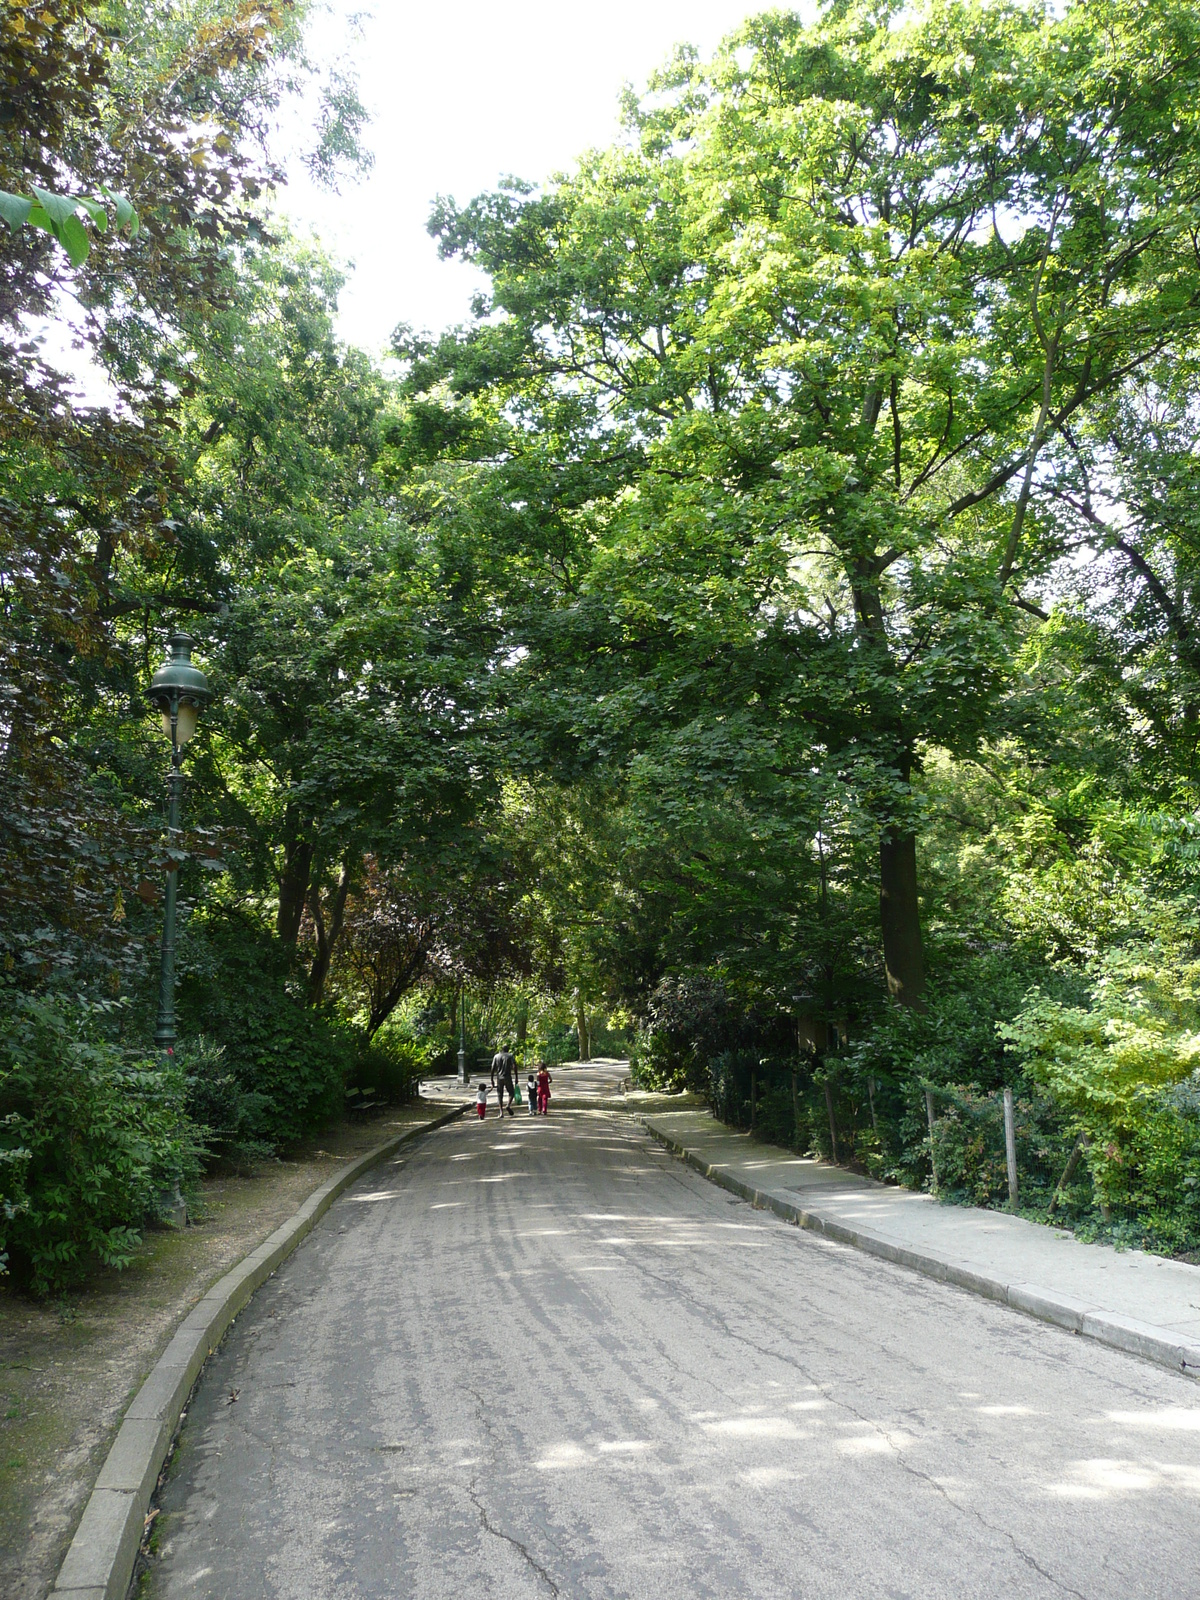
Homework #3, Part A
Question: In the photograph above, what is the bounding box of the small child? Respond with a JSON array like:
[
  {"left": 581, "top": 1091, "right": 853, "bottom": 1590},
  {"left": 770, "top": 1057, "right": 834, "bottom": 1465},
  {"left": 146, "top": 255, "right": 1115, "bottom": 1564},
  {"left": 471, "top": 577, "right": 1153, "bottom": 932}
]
[
  {"left": 536, "top": 1064, "right": 552, "bottom": 1116},
  {"left": 526, "top": 1069, "right": 538, "bottom": 1116},
  {"left": 475, "top": 1081, "right": 488, "bottom": 1120}
]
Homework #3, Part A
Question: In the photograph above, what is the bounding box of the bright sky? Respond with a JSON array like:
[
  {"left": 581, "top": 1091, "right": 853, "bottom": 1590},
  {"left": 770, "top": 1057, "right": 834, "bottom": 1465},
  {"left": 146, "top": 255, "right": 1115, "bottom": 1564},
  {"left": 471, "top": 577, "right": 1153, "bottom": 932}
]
[{"left": 281, "top": 0, "right": 777, "bottom": 354}]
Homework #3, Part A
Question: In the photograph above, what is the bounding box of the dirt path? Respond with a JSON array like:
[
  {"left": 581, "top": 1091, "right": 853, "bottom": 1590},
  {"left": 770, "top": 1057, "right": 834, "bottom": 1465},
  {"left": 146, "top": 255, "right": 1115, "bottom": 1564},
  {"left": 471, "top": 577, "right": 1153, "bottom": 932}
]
[{"left": 0, "top": 1109, "right": 441, "bottom": 1600}]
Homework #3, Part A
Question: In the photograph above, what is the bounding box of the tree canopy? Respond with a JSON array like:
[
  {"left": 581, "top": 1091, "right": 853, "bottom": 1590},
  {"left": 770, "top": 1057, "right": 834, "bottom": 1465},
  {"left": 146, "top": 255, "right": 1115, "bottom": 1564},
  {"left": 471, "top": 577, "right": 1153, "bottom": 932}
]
[{"left": 9, "top": 0, "right": 1200, "bottom": 1287}]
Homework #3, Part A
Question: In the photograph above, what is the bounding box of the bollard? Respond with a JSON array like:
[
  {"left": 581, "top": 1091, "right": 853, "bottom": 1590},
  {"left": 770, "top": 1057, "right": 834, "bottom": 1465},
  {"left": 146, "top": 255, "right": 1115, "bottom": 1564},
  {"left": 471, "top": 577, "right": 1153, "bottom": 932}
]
[{"left": 1003, "top": 1086, "right": 1018, "bottom": 1207}]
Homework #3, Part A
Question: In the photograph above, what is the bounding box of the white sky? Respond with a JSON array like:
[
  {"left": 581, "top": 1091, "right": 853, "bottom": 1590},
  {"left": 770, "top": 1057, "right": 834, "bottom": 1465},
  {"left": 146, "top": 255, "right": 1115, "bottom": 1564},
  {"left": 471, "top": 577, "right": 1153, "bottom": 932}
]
[{"left": 281, "top": 0, "right": 776, "bottom": 354}]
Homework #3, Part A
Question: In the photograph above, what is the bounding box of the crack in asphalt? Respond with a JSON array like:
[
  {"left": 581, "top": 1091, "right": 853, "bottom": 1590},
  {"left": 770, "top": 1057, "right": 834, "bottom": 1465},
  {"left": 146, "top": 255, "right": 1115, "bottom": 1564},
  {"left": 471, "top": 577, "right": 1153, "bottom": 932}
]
[
  {"left": 467, "top": 1486, "right": 561, "bottom": 1597},
  {"left": 463, "top": 1382, "right": 562, "bottom": 1597},
  {"left": 879, "top": 1444, "right": 1092, "bottom": 1600}
]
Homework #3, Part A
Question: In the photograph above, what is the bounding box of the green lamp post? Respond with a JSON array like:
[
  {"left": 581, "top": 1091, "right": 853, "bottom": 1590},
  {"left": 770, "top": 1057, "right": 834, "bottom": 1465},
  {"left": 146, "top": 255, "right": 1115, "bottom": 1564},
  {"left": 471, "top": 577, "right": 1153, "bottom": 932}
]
[{"left": 148, "top": 634, "right": 212, "bottom": 1054}]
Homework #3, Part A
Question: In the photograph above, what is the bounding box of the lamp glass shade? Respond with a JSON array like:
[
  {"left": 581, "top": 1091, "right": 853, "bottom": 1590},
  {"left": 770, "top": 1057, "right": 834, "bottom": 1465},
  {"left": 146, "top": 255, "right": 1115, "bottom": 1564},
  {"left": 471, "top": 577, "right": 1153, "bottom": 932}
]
[
  {"left": 161, "top": 700, "right": 200, "bottom": 745},
  {"left": 149, "top": 635, "right": 211, "bottom": 743}
]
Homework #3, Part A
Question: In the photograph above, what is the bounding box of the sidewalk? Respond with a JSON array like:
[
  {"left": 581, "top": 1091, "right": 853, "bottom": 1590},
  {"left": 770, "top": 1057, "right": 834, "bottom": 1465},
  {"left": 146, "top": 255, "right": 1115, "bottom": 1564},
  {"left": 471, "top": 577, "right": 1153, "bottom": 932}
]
[{"left": 642, "top": 1108, "right": 1200, "bottom": 1380}]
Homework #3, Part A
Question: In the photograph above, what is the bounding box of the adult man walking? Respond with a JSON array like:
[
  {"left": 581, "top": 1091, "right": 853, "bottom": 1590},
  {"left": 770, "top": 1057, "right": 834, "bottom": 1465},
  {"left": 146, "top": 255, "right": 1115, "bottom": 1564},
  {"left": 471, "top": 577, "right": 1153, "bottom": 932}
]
[{"left": 490, "top": 1042, "right": 517, "bottom": 1117}]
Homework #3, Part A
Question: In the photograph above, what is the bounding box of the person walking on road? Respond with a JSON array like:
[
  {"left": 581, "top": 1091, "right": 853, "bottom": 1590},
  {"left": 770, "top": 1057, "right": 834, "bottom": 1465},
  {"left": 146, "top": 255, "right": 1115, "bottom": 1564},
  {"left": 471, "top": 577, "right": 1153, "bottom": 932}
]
[
  {"left": 475, "top": 1081, "right": 488, "bottom": 1120},
  {"left": 535, "top": 1063, "right": 552, "bottom": 1116},
  {"left": 526, "top": 1067, "right": 538, "bottom": 1116},
  {"left": 491, "top": 1043, "right": 517, "bottom": 1117}
]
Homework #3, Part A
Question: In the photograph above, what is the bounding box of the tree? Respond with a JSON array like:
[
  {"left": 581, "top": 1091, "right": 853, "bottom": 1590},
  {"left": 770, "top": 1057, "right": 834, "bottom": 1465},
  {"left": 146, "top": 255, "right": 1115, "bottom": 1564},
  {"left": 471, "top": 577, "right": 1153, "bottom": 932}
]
[
  {"left": 407, "top": 0, "right": 1200, "bottom": 1010},
  {"left": 0, "top": 2, "right": 360, "bottom": 995}
]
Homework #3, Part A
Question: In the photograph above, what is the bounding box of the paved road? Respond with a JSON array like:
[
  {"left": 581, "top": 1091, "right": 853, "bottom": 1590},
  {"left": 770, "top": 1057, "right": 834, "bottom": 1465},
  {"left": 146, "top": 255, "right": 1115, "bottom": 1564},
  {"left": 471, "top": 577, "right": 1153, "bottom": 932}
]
[{"left": 149, "top": 1112, "right": 1200, "bottom": 1599}]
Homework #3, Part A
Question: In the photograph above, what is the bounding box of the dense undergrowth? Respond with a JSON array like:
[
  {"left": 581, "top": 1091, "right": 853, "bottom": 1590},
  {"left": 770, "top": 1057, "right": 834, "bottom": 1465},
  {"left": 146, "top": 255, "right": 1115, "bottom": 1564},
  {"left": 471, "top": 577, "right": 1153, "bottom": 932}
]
[{"left": 632, "top": 937, "right": 1200, "bottom": 1260}]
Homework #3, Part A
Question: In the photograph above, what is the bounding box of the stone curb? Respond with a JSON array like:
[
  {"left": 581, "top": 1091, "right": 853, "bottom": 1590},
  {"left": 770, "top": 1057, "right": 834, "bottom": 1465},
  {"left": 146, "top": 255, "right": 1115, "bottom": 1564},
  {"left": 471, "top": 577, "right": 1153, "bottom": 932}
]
[
  {"left": 52, "top": 1102, "right": 469, "bottom": 1600},
  {"left": 642, "top": 1118, "right": 1200, "bottom": 1384}
]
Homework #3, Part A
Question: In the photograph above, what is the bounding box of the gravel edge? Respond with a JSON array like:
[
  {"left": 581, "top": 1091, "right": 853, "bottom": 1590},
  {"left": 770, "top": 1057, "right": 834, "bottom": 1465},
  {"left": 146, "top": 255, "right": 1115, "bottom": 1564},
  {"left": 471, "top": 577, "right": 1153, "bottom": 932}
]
[
  {"left": 642, "top": 1116, "right": 1200, "bottom": 1384},
  {"left": 51, "top": 1102, "right": 469, "bottom": 1600}
]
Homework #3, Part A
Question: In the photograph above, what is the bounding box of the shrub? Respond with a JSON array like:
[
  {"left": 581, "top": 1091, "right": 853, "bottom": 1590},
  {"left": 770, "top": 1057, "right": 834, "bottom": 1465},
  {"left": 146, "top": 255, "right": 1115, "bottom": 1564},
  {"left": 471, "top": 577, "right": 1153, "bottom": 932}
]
[
  {"left": 634, "top": 972, "right": 741, "bottom": 1093},
  {"left": 707, "top": 1048, "right": 759, "bottom": 1124},
  {"left": 0, "top": 993, "right": 200, "bottom": 1295},
  {"left": 926, "top": 1084, "right": 1070, "bottom": 1209},
  {"left": 753, "top": 1080, "right": 804, "bottom": 1149},
  {"left": 178, "top": 1036, "right": 273, "bottom": 1172},
  {"left": 538, "top": 1021, "right": 578, "bottom": 1065},
  {"left": 348, "top": 1032, "right": 429, "bottom": 1105},
  {"left": 175, "top": 914, "right": 348, "bottom": 1148},
  {"left": 1001, "top": 939, "right": 1200, "bottom": 1243},
  {"left": 631, "top": 1026, "right": 690, "bottom": 1091}
]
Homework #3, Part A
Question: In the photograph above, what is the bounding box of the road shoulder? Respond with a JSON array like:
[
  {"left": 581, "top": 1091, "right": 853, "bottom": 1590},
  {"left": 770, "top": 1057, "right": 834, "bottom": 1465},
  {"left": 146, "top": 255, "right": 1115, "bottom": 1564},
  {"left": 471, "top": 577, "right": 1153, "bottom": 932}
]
[
  {"left": 51, "top": 1102, "right": 467, "bottom": 1600},
  {"left": 0, "top": 1106, "right": 463, "bottom": 1600}
]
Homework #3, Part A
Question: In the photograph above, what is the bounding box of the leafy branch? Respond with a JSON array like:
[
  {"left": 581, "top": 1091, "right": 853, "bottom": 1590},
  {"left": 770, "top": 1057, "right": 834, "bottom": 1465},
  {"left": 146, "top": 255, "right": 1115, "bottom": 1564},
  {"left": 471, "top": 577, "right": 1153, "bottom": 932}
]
[{"left": 0, "top": 183, "right": 139, "bottom": 268}]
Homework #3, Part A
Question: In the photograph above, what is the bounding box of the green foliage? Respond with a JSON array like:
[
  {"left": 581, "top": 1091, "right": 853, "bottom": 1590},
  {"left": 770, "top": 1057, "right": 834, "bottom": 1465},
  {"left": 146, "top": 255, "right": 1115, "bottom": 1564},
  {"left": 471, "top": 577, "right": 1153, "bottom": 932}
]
[
  {"left": 11, "top": 0, "right": 1200, "bottom": 1282},
  {"left": 178, "top": 1036, "right": 272, "bottom": 1172},
  {"left": 632, "top": 974, "right": 741, "bottom": 1093},
  {"left": 1001, "top": 933, "right": 1200, "bottom": 1240},
  {"left": 175, "top": 916, "right": 348, "bottom": 1149},
  {"left": 0, "top": 993, "right": 200, "bottom": 1295},
  {"left": 706, "top": 1049, "right": 765, "bottom": 1127},
  {"left": 0, "top": 182, "right": 137, "bottom": 266},
  {"left": 348, "top": 1032, "right": 428, "bottom": 1106},
  {"left": 928, "top": 1084, "right": 1072, "bottom": 1210}
]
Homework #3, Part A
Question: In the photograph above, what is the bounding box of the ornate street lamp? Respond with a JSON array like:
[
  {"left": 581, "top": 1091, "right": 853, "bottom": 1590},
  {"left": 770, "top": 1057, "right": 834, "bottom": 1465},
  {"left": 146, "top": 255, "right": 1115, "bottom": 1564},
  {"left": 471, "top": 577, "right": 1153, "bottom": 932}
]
[{"left": 148, "top": 633, "right": 212, "bottom": 1054}]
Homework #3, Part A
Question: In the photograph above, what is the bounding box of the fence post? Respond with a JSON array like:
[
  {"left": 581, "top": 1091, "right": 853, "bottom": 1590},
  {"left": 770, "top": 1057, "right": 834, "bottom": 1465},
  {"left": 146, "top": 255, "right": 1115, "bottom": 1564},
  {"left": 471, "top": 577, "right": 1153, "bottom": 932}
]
[
  {"left": 825, "top": 1081, "right": 839, "bottom": 1165},
  {"left": 1003, "top": 1087, "right": 1019, "bottom": 1208},
  {"left": 925, "top": 1088, "right": 939, "bottom": 1195}
]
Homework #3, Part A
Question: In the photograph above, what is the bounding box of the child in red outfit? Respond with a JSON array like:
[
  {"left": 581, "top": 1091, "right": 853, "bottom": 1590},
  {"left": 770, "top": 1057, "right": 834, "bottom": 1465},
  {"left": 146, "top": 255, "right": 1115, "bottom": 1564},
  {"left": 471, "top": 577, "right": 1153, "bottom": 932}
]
[
  {"left": 535, "top": 1065, "right": 552, "bottom": 1115},
  {"left": 475, "top": 1082, "right": 488, "bottom": 1119}
]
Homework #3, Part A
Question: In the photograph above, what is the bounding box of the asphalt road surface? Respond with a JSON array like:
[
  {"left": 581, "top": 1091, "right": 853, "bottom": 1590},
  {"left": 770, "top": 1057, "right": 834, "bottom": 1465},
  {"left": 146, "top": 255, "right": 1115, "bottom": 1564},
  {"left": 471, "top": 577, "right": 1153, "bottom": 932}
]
[{"left": 148, "top": 1111, "right": 1200, "bottom": 1600}]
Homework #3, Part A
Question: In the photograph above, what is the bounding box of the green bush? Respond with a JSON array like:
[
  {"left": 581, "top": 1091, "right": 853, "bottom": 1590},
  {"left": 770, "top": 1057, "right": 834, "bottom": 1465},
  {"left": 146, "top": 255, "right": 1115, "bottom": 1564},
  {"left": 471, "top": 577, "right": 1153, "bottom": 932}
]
[
  {"left": 707, "top": 1048, "right": 759, "bottom": 1123},
  {"left": 175, "top": 915, "right": 348, "bottom": 1148},
  {"left": 0, "top": 993, "right": 200, "bottom": 1295},
  {"left": 539, "top": 1021, "right": 578, "bottom": 1066},
  {"left": 753, "top": 1080, "right": 804, "bottom": 1149},
  {"left": 348, "top": 1032, "right": 429, "bottom": 1105},
  {"left": 631, "top": 1027, "right": 691, "bottom": 1091},
  {"left": 178, "top": 1036, "right": 273, "bottom": 1172},
  {"left": 1001, "top": 939, "right": 1200, "bottom": 1244},
  {"left": 633, "top": 972, "right": 744, "bottom": 1093},
  {"left": 926, "top": 1085, "right": 1071, "bottom": 1209}
]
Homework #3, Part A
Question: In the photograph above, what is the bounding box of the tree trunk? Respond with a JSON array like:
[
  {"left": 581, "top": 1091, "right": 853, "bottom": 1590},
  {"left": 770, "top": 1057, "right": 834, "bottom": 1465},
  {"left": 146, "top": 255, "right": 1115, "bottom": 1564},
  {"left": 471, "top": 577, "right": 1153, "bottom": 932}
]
[
  {"left": 879, "top": 820, "right": 926, "bottom": 1008},
  {"left": 849, "top": 566, "right": 927, "bottom": 1011},
  {"left": 1047, "top": 1134, "right": 1084, "bottom": 1216},
  {"left": 366, "top": 938, "right": 431, "bottom": 1038},
  {"left": 575, "top": 990, "right": 590, "bottom": 1062},
  {"left": 277, "top": 811, "right": 313, "bottom": 951},
  {"left": 307, "top": 858, "right": 353, "bottom": 1006},
  {"left": 516, "top": 1005, "right": 528, "bottom": 1069}
]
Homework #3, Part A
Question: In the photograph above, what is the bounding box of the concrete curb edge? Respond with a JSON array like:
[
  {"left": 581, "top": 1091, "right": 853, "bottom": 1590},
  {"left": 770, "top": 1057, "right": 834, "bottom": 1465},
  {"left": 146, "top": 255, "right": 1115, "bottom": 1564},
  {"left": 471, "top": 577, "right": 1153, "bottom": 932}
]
[
  {"left": 52, "top": 1101, "right": 470, "bottom": 1600},
  {"left": 642, "top": 1117, "right": 1200, "bottom": 1385}
]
